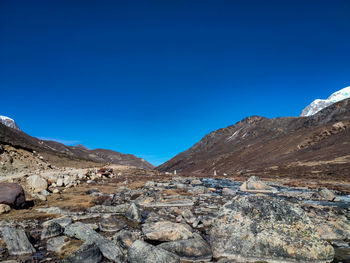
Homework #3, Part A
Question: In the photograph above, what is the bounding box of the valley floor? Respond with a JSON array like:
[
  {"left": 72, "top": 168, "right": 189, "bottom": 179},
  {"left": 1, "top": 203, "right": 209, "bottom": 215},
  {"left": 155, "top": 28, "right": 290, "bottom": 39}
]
[{"left": 0, "top": 165, "right": 350, "bottom": 262}]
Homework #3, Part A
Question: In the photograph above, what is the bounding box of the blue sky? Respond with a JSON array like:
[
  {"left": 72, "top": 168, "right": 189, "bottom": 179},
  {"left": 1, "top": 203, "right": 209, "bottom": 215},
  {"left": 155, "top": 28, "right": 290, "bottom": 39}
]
[{"left": 0, "top": 0, "right": 349, "bottom": 165}]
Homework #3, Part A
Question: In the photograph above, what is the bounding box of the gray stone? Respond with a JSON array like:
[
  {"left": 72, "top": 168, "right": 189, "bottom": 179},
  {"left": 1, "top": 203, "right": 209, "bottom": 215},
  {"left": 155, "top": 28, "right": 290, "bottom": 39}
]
[
  {"left": 41, "top": 222, "right": 64, "bottom": 239},
  {"left": 26, "top": 175, "right": 48, "bottom": 193},
  {"left": 64, "top": 222, "right": 124, "bottom": 262},
  {"left": 113, "top": 230, "right": 137, "bottom": 250},
  {"left": 128, "top": 240, "right": 180, "bottom": 263},
  {"left": 42, "top": 216, "right": 72, "bottom": 228},
  {"left": 61, "top": 242, "right": 102, "bottom": 263},
  {"left": 98, "top": 215, "right": 126, "bottom": 232},
  {"left": 47, "top": 236, "right": 70, "bottom": 253},
  {"left": 142, "top": 221, "right": 193, "bottom": 242},
  {"left": 312, "top": 187, "right": 335, "bottom": 201},
  {"left": 125, "top": 203, "right": 141, "bottom": 223},
  {"left": 210, "top": 195, "right": 334, "bottom": 262},
  {"left": 86, "top": 204, "right": 128, "bottom": 214},
  {"left": 1, "top": 227, "right": 35, "bottom": 256},
  {"left": 222, "top": 188, "right": 236, "bottom": 196},
  {"left": 158, "top": 233, "right": 212, "bottom": 262},
  {"left": 181, "top": 209, "right": 196, "bottom": 224}
]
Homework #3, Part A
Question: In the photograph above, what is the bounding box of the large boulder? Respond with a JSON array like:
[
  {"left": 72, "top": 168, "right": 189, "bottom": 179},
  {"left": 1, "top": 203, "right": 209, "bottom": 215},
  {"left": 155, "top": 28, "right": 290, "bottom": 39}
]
[
  {"left": 1, "top": 227, "right": 35, "bottom": 256},
  {"left": 312, "top": 188, "right": 335, "bottom": 201},
  {"left": 239, "top": 176, "right": 277, "bottom": 193},
  {"left": 26, "top": 175, "right": 48, "bottom": 193},
  {"left": 61, "top": 242, "right": 102, "bottom": 263},
  {"left": 142, "top": 221, "right": 193, "bottom": 242},
  {"left": 209, "top": 195, "right": 334, "bottom": 262},
  {"left": 0, "top": 183, "right": 26, "bottom": 208},
  {"left": 158, "top": 233, "right": 212, "bottom": 262},
  {"left": 128, "top": 240, "right": 180, "bottom": 263},
  {"left": 64, "top": 222, "right": 124, "bottom": 262}
]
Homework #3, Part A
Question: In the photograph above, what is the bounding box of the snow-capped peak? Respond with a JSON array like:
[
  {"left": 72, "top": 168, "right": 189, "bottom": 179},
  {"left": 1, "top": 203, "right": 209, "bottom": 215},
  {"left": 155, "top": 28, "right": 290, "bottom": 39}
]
[
  {"left": 0, "top": 115, "right": 21, "bottom": 131},
  {"left": 300, "top": 86, "right": 350, "bottom": 117}
]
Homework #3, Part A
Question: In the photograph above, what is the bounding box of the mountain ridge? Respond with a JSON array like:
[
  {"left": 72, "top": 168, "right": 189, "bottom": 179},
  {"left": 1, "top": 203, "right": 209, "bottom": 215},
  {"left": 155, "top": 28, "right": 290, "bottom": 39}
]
[
  {"left": 0, "top": 121, "right": 154, "bottom": 169},
  {"left": 157, "top": 97, "right": 350, "bottom": 179}
]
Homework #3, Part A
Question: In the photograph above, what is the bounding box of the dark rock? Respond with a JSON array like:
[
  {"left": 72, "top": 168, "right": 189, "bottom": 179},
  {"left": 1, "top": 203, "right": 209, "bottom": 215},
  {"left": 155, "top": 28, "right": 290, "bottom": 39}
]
[
  {"left": 64, "top": 222, "right": 124, "bottom": 262},
  {"left": 42, "top": 216, "right": 72, "bottom": 228},
  {"left": 128, "top": 240, "right": 180, "bottom": 263},
  {"left": 97, "top": 168, "right": 113, "bottom": 177},
  {"left": 210, "top": 195, "right": 334, "bottom": 262},
  {"left": 61, "top": 242, "right": 102, "bottom": 263},
  {"left": 0, "top": 183, "right": 26, "bottom": 208},
  {"left": 41, "top": 222, "right": 64, "bottom": 239},
  {"left": 85, "top": 188, "right": 99, "bottom": 195},
  {"left": 1, "top": 226, "right": 35, "bottom": 256}
]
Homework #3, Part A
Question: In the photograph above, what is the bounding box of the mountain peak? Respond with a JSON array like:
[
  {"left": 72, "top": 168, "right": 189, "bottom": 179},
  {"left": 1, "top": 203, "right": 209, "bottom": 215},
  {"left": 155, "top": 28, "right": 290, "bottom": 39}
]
[
  {"left": 301, "top": 86, "right": 350, "bottom": 117},
  {"left": 0, "top": 115, "right": 21, "bottom": 131}
]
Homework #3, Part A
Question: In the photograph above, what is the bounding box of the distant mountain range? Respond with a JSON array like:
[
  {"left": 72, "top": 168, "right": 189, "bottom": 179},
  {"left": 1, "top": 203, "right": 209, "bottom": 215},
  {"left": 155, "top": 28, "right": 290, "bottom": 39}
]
[
  {"left": 2, "top": 87, "right": 349, "bottom": 175},
  {"left": 0, "top": 119, "right": 154, "bottom": 170},
  {"left": 157, "top": 87, "right": 350, "bottom": 179}
]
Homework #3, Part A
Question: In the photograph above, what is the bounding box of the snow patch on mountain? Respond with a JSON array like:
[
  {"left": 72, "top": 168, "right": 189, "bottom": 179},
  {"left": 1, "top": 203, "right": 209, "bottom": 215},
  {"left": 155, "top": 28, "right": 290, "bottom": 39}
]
[
  {"left": 0, "top": 115, "right": 21, "bottom": 131},
  {"left": 301, "top": 86, "right": 350, "bottom": 117}
]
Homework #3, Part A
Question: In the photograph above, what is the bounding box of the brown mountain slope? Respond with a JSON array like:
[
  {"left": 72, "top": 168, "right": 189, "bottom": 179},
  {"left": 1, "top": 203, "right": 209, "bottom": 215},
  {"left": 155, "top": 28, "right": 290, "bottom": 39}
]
[
  {"left": 0, "top": 123, "right": 154, "bottom": 169},
  {"left": 157, "top": 98, "right": 350, "bottom": 180}
]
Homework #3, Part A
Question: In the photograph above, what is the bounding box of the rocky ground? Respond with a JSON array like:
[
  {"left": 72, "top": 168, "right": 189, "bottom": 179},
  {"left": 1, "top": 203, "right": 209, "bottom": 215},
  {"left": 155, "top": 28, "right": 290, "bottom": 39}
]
[{"left": 0, "top": 167, "right": 350, "bottom": 263}]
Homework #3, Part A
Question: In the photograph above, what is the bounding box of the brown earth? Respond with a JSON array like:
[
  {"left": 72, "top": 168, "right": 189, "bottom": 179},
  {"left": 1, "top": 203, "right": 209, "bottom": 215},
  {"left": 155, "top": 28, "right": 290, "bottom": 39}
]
[
  {"left": 0, "top": 122, "right": 154, "bottom": 170},
  {"left": 157, "top": 98, "right": 350, "bottom": 184}
]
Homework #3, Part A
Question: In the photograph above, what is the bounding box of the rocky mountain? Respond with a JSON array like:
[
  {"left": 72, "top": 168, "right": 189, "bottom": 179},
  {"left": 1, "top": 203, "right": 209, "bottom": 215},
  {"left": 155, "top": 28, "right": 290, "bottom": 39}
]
[
  {"left": 157, "top": 98, "right": 350, "bottom": 179},
  {"left": 0, "top": 121, "right": 154, "bottom": 170},
  {"left": 0, "top": 116, "right": 21, "bottom": 131},
  {"left": 301, "top": 86, "right": 350, "bottom": 116}
]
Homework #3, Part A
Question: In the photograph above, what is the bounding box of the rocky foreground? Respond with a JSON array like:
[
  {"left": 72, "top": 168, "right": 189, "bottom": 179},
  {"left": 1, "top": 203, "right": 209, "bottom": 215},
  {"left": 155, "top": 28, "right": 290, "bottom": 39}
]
[{"left": 0, "top": 168, "right": 350, "bottom": 263}]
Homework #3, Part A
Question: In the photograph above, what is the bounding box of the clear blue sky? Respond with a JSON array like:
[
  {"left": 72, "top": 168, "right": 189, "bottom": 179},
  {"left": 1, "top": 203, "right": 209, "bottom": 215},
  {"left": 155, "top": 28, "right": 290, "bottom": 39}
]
[{"left": 0, "top": 0, "right": 349, "bottom": 165}]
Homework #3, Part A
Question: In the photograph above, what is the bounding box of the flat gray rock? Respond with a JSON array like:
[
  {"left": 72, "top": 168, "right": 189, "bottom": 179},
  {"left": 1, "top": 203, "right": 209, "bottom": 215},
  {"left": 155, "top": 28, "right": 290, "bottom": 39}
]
[
  {"left": 61, "top": 242, "right": 102, "bottom": 263},
  {"left": 142, "top": 221, "right": 193, "bottom": 241},
  {"left": 158, "top": 233, "right": 212, "bottom": 261},
  {"left": 128, "top": 240, "right": 180, "bottom": 263},
  {"left": 64, "top": 222, "right": 124, "bottom": 262},
  {"left": 1, "top": 227, "right": 35, "bottom": 256},
  {"left": 41, "top": 222, "right": 64, "bottom": 239},
  {"left": 86, "top": 204, "right": 128, "bottom": 213},
  {"left": 47, "top": 236, "right": 70, "bottom": 253}
]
